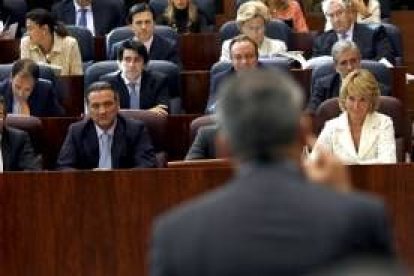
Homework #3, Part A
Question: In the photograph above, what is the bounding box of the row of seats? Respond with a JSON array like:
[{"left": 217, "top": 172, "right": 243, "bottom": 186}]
[
  {"left": 191, "top": 95, "right": 409, "bottom": 162},
  {"left": 0, "top": 58, "right": 402, "bottom": 116},
  {"left": 68, "top": 21, "right": 402, "bottom": 65}
]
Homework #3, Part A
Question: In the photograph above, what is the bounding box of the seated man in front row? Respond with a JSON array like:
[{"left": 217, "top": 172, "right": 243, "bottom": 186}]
[
  {"left": 0, "top": 95, "right": 41, "bottom": 171},
  {"left": 306, "top": 40, "right": 391, "bottom": 113},
  {"left": 56, "top": 81, "right": 156, "bottom": 170},
  {"left": 0, "top": 59, "right": 64, "bottom": 117},
  {"left": 101, "top": 39, "right": 169, "bottom": 117}
]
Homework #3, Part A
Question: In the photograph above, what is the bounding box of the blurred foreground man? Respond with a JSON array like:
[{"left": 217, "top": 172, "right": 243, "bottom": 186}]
[{"left": 150, "top": 69, "right": 395, "bottom": 276}]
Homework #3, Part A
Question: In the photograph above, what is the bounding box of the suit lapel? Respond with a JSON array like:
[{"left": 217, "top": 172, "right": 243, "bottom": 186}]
[
  {"left": 358, "top": 113, "right": 380, "bottom": 158},
  {"left": 111, "top": 117, "right": 126, "bottom": 169},
  {"left": 5, "top": 81, "right": 14, "bottom": 114},
  {"left": 82, "top": 121, "right": 100, "bottom": 167},
  {"left": 115, "top": 72, "right": 131, "bottom": 108},
  {"left": 336, "top": 113, "right": 358, "bottom": 157},
  {"left": 1, "top": 131, "right": 10, "bottom": 170},
  {"left": 65, "top": 1, "right": 77, "bottom": 25},
  {"left": 139, "top": 70, "right": 151, "bottom": 109}
]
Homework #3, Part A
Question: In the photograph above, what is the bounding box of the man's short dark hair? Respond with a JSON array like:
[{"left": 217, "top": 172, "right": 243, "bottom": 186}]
[
  {"left": 216, "top": 69, "right": 303, "bottom": 162},
  {"left": 117, "top": 39, "right": 149, "bottom": 64},
  {"left": 11, "top": 59, "right": 40, "bottom": 79},
  {"left": 127, "top": 3, "right": 154, "bottom": 24},
  {"left": 229, "top": 34, "right": 259, "bottom": 60},
  {"left": 86, "top": 81, "right": 119, "bottom": 103}
]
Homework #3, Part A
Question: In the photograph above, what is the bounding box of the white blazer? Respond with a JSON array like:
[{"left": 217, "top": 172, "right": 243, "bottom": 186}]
[
  {"left": 311, "top": 111, "right": 397, "bottom": 164},
  {"left": 219, "top": 36, "right": 287, "bottom": 62}
]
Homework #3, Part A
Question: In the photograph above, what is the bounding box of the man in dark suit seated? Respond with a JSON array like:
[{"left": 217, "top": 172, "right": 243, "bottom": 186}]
[
  {"left": 185, "top": 124, "right": 218, "bottom": 160},
  {"left": 109, "top": 3, "right": 180, "bottom": 65},
  {"left": 205, "top": 34, "right": 260, "bottom": 114},
  {"left": 313, "top": 0, "right": 394, "bottom": 64},
  {"left": 56, "top": 81, "right": 156, "bottom": 170},
  {"left": 306, "top": 40, "right": 391, "bottom": 113},
  {"left": 101, "top": 39, "right": 169, "bottom": 116},
  {"left": 51, "top": 0, "right": 124, "bottom": 36},
  {"left": 150, "top": 69, "right": 395, "bottom": 276},
  {"left": 0, "top": 59, "right": 64, "bottom": 117},
  {"left": 0, "top": 95, "right": 41, "bottom": 171}
]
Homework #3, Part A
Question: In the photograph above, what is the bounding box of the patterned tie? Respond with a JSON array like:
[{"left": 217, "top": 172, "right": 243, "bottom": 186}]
[
  {"left": 78, "top": 8, "right": 87, "bottom": 27},
  {"left": 128, "top": 82, "right": 140, "bottom": 109},
  {"left": 98, "top": 132, "right": 112, "bottom": 169}
]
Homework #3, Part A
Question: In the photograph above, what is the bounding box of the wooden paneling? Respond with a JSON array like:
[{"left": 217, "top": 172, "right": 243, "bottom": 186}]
[{"left": 0, "top": 164, "right": 413, "bottom": 275}]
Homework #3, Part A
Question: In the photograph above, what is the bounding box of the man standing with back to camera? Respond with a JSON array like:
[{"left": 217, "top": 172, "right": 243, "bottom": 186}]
[{"left": 150, "top": 69, "right": 394, "bottom": 275}]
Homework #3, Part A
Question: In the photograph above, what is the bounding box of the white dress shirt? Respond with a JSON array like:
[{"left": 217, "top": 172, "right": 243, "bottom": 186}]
[{"left": 73, "top": 0, "right": 95, "bottom": 36}]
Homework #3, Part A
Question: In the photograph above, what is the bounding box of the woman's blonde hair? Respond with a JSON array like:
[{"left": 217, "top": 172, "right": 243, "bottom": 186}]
[
  {"left": 164, "top": 0, "right": 198, "bottom": 27},
  {"left": 338, "top": 69, "right": 380, "bottom": 113},
  {"left": 236, "top": 0, "right": 270, "bottom": 26}
]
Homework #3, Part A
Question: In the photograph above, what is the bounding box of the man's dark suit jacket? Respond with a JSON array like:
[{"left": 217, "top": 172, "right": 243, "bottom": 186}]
[
  {"left": 150, "top": 161, "right": 393, "bottom": 276},
  {"left": 51, "top": 0, "right": 124, "bottom": 36},
  {"left": 56, "top": 114, "right": 156, "bottom": 170},
  {"left": 205, "top": 67, "right": 235, "bottom": 114},
  {"left": 312, "top": 23, "right": 395, "bottom": 64},
  {"left": 100, "top": 70, "right": 169, "bottom": 110},
  {"left": 2, "top": 126, "right": 41, "bottom": 171},
  {"left": 0, "top": 79, "right": 64, "bottom": 117},
  {"left": 306, "top": 72, "right": 391, "bottom": 112},
  {"left": 109, "top": 34, "right": 180, "bottom": 65},
  {"left": 185, "top": 125, "right": 217, "bottom": 160}
]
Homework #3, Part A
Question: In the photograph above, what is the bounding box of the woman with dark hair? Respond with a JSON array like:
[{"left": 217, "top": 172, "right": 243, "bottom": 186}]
[
  {"left": 156, "top": 0, "right": 208, "bottom": 33},
  {"left": 20, "top": 8, "right": 83, "bottom": 75}
]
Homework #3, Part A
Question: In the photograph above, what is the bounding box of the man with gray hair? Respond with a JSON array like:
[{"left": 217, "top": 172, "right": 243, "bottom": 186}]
[
  {"left": 307, "top": 40, "right": 390, "bottom": 113},
  {"left": 313, "top": 0, "right": 394, "bottom": 64},
  {"left": 150, "top": 69, "right": 394, "bottom": 276}
]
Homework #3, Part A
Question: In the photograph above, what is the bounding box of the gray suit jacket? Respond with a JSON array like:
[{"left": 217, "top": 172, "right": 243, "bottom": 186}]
[
  {"left": 1, "top": 126, "right": 41, "bottom": 171},
  {"left": 185, "top": 125, "right": 217, "bottom": 160},
  {"left": 151, "top": 161, "right": 393, "bottom": 276}
]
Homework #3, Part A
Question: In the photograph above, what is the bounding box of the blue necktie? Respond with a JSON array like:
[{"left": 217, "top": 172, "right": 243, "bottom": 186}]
[
  {"left": 98, "top": 132, "right": 112, "bottom": 169},
  {"left": 128, "top": 82, "right": 140, "bottom": 109},
  {"left": 78, "top": 8, "right": 87, "bottom": 27},
  {"left": 340, "top": 32, "right": 348, "bottom": 41}
]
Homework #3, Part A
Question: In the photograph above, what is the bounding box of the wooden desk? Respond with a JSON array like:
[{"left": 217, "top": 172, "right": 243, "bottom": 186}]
[{"left": 0, "top": 164, "right": 413, "bottom": 276}]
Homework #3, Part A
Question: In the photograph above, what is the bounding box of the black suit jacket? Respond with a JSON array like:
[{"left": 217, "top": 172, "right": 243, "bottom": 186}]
[
  {"left": 51, "top": 0, "right": 124, "bottom": 36},
  {"left": 185, "top": 125, "right": 217, "bottom": 160},
  {"left": 312, "top": 23, "right": 395, "bottom": 64},
  {"left": 110, "top": 34, "right": 180, "bottom": 65},
  {"left": 0, "top": 79, "right": 64, "bottom": 117},
  {"left": 100, "top": 70, "right": 169, "bottom": 110},
  {"left": 151, "top": 161, "right": 393, "bottom": 276},
  {"left": 1, "top": 126, "right": 41, "bottom": 171},
  {"left": 56, "top": 114, "right": 156, "bottom": 170},
  {"left": 306, "top": 72, "right": 391, "bottom": 112}
]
